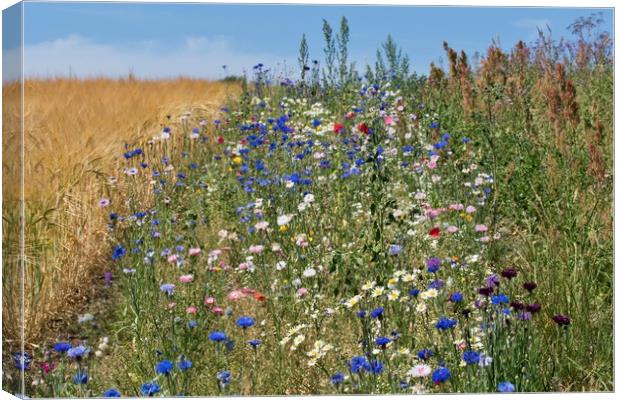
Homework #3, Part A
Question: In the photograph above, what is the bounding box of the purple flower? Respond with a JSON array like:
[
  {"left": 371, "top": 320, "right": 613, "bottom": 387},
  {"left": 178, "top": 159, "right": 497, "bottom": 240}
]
[{"left": 426, "top": 257, "right": 441, "bottom": 273}]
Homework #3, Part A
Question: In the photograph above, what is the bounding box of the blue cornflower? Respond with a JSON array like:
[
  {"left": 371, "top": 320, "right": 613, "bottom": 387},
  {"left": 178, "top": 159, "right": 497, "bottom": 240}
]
[
  {"left": 356, "top": 310, "right": 367, "bottom": 318},
  {"left": 428, "top": 279, "right": 445, "bottom": 290},
  {"left": 426, "top": 257, "right": 441, "bottom": 273},
  {"left": 140, "top": 382, "right": 160, "bottom": 396},
  {"left": 248, "top": 339, "right": 262, "bottom": 349},
  {"left": 409, "top": 288, "right": 420, "bottom": 297},
  {"left": 349, "top": 356, "right": 371, "bottom": 374},
  {"left": 155, "top": 360, "right": 173, "bottom": 375},
  {"left": 67, "top": 345, "right": 89, "bottom": 359},
  {"left": 209, "top": 331, "right": 228, "bottom": 342},
  {"left": 73, "top": 370, "right": 88, "bottom": 384},
  {"left": 330, "top": 372, "right": 345, "bottom": 385},
  {"left": 434, "top": 141, "right": 448, "bottom": 150},
  {"left": 463, "top": 350, "right": 481, "bottom": 365},
  {"left": 112, "top": 245, "right": 126, "bottom": 261},
  {"left": 12, "top": 352, "right": 32, "bottom": 371},
  {"left": 160, "top": 283, "right": 175, "bottom": 295},
  {"left": 217, "top": 370, "right": 231, "bottom": 386},
  {"left": 369, "top": 360, "right": 384, "bottom": 374},
  {"left": 435, "top": 317, "right": 457, "bottom": 331},
  {"left": 53, "top": 342, "right": 71, "bottom": 353},
  {"left": 498, "top": 382, "right": 516, "bottom": 392},
  {"left": 388, "top": 244, "right": 402, "bottom": 256},
  {"left": 236, "top": 316, "right": 255, "bottom": 329},
  {"left": 370, "top": 307, "right": 384, "bottom": 319},
  {"left": 103, "top": 388, "right": 121, "bottom": 397},
  {"left": 178, "top": 357, "right": 192, "bottom": 371},
  {"left": 418, "top": 348, "right": 434, "bottom": 360},
  {"left": 432, "top": 367, "right": 451, "bottom": 384},
  {"left": 449, "top": 292, "right": 464, "bottom": 303},
  {"left": 491, "top": 294, "right": 510, "bottom": 305},
  {"left": 375, "top": 337, "right": 391, "bottom": 348}
]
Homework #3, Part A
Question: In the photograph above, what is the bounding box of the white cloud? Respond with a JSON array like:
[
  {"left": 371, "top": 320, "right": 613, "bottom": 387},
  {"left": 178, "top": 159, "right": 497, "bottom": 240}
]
[{"left": 22, "top": 34, "right": 296, "bottom": 79}]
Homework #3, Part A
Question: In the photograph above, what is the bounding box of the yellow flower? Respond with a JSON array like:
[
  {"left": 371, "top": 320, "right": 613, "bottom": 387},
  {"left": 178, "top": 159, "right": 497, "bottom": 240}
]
[
  {"left": 232, "top": 156, "right": 243, "bottom": 165},
  {"left": 387, "top": 278, "right": 399, "bottom": 289},
  {"left": 279, "top": 225, "right": 289, "bottom": 232}
]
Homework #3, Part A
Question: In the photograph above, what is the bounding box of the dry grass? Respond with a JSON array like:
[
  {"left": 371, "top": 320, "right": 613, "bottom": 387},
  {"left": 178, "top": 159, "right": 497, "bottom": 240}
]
[{"left": 2, "top": 77, "right": 239, "bottom": 350}]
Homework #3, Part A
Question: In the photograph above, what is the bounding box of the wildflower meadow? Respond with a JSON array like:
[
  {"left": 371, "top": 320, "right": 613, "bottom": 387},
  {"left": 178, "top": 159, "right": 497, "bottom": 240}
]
[{"left": 2, "top": 11, "right": 614, "bottom": 398}]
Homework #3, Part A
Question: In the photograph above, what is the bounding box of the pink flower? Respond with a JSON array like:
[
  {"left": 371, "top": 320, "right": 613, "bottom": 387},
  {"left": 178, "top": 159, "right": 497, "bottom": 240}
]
[
  {"left": 212, "top": 306, "right": 224, "bottom": 315},
  {"left": 479, "top": 236, "right": 491, "bottom": 243},
  {"left": 238, "top": 262, "right": 249, "bottom": 270},
  {"left": 166, "top": 302, "right": 177, "bottom": 309},
  {"left": 227, "top": 290, "right": 246, "bottom": 301},
  {"left": 188, "top": 247, "right": 201, "bottom": 256},
  {"left": 457, "top": 342, "right": 467, "bottom": 351},
  {"left": 297, "top": 287, "right": 309, "bottom": 298},
  {"left": 186, "top": 306, "right": 197, "bottom": 314},
  {"left": 449, "top": 203, "right": 464, "bottom": 211},
  {"left": 98, "top": 198, "right": 110, "bottom": 208},
  {"left": 203, "top": 296, "right": 216, "bottom": 307},
  {"left": 241, "top": 287, "right": 256, "bottom": 295},
  {"left": 179, "top": 274, "right": 194, "bottom": 283},
  {"left": 475, "top": 224, "right": 488, "bottom": 232},
  {"left": 249, "top": 245, "right": 264, "bottom": 254},
  {"left": 427, "top": 160, "right": 437, "bottom": 169},
  {"left": 427, "top": 210, "right": 440, "bottom": 219},
  {"left": 447, "top": 225, "right": 459, "bottom": 233},
  {"left": 466, "top": 206, "right": 477, "bottom": 214},
  {"left": 384, "top": 115, "right": 394, "bottom": 126},
  {"left": 167, "top": 254, "right": 178, "bottom": 263}
]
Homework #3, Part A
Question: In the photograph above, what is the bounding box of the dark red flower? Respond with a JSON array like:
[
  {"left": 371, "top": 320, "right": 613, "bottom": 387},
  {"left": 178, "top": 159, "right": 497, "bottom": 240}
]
[
  {"left": 523, "top": 282, "right": 538, "bottom": 293},
  {"left": 478, "top": 287, "right": 493, "bottom": 297},
  {"left": 357, "top": 123, "right": 369, "bottom": 134},
  {"left": 510, "top": 301, "right": 525, "bottom": 310},
  {"left": 429, "top": 227, "right": 441, "bottom": 237},
  {"left": 217, "top": 135, "right": 225, "bottom": 144},
  {"left": 525, "top": 303, "right": 541, "bottom": 313},
  {"left": 501, "top": 268, "right": 518, "bottom": 280},
  {"left": 552, "top": 314, "right": 571, "bottom": 326}
]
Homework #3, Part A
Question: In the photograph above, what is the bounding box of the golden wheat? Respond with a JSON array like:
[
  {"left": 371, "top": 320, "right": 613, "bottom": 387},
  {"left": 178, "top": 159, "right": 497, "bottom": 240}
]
[{"left": 2, "top": 77, "right": 238, "bottom": 348}]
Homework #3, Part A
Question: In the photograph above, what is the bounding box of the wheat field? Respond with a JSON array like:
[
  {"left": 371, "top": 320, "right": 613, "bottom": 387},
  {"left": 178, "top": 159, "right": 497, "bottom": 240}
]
[{"left": 2, "top": 77, "right": 239, "bottom": 352}]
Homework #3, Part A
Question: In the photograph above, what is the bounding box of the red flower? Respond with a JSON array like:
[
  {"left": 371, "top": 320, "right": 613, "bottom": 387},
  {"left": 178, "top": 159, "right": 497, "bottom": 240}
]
[
  {"left": 217, "top": 135, "right": 225, "bottom": 144},
  {"left": 357, "top": 123, "right": 369, "bottom": 134},
  {"left": 333, "top": 123, "right": 344, "bottom": 134},
  {"left": 429, "top": 227, "right": 441, "bottom": 237},
  {"left": 253, "top": 291, "right": 266, "bottom": 303}
]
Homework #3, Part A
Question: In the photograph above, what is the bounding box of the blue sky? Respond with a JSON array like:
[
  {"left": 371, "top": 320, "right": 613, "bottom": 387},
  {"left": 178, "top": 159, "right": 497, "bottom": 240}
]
[{"left": 13, "top": 2, "right": 615, "bottom": 79}]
